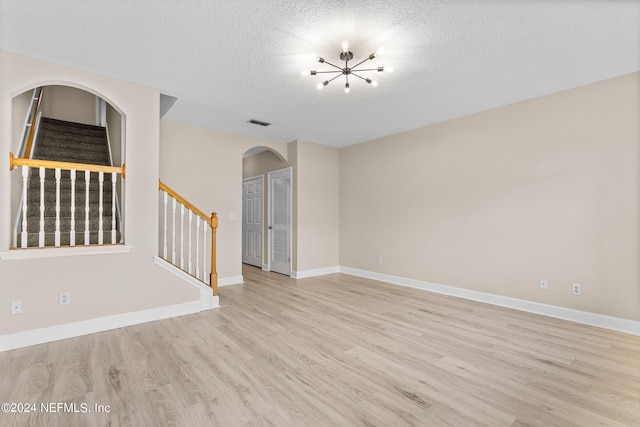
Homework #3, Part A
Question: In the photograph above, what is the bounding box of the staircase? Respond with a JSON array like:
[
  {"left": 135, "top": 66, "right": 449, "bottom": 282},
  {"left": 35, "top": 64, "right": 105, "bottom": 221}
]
[{"left": 16, "top": 117, "right": 121, "bottom": 247}]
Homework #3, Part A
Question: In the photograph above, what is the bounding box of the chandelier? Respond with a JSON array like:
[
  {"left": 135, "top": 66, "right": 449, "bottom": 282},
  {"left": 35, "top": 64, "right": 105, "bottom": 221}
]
[{"left": 301, "top": 40, "right": 392, "bottom": 93}]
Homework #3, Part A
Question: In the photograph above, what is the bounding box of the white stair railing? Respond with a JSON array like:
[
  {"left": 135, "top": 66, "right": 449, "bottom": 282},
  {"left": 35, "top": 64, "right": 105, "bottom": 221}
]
[
  {"left": 9, "top": 153, "right": 125, "bottom": 248},
  {"left": 159, "top": 180, "right": 218, "bottom": 295}
]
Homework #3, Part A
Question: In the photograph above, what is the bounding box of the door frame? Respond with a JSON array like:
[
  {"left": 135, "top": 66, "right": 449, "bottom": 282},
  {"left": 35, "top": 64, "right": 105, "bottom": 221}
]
[
  {"left": 242, "top": 174, "right": 264, "bottom": 268},
  {"left": 267, "top": 167, "right": 292, "bottom": 276}
]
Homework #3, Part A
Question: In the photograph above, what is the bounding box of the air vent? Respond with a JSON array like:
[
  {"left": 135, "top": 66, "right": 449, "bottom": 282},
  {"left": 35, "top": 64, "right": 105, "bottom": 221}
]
[{"left": 247, "top": 119, "right": 271, "bottom": 127}]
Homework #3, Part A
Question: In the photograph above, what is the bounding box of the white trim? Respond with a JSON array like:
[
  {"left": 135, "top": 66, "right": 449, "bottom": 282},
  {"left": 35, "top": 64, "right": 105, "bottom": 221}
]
[
  {"left": 242, "top": 175, "right": 265, "bottom": 268},
  {"left": 262, "top": 264, "right": 270, "bottom": 271},
  {"left": 338, "top": 266, "right": 640, "bottom": 336},
  {"left": 0, "top": 244, "right": 132, "bottom": 260},
  {"left": 267, "top": 167, "right": 293, "bottom": 276},
  {"left": 219, "top": 275, "right": 244, "bottom": 287},
  {"left": 153, "top": 256, "right": 220, "bottom": 310},
  {"left": 0, "top": 301, "right": 203, "bottom": 352},
  {"left": 292, "top": 266, "right": 339, "bottom": 279},
  {"left": 243, "top": 174, "right": 264, "bottom": 182}
]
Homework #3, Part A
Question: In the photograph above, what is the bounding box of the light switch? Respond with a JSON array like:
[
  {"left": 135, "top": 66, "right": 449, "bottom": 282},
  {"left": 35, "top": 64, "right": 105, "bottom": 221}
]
[{"left": 228, "top": 212, "right": 236, "bottom": 220}]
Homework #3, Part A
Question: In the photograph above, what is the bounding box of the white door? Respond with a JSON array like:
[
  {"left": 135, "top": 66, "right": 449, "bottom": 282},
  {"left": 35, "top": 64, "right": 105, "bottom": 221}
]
[
  {"left": 268, "top": 168, "right": 291, "bottom": 275},
  {"left": 242, "top": 176, "right": 263, "bottom": 267}
]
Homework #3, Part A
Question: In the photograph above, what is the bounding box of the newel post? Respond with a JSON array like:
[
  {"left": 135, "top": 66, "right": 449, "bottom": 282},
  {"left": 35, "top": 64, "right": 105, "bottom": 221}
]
[{"left": 210, "top": 212, "right": 218, "bottom": 296}]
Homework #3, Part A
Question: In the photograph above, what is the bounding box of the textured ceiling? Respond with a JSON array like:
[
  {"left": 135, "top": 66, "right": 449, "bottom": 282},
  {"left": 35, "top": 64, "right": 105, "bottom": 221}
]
[{"left": 1, "top": 0, "right": 639, "bottom": 147}]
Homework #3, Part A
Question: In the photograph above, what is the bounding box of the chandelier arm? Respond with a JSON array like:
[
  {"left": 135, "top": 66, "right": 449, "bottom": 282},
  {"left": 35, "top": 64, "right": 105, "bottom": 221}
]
[
  {"left": 350, "top": 72, "right": 370, "bottom": 82},
  {"left": 313, "top": 70, "right": 343, "bottom": 74},
  {"left": 350, "top": 56, "right": 373, "bottom": 69},
  {"left": 321, "top": 60, "right": 345, "bottom": 71},
  {"left": 326, "top": 73, "right": 343, "bottom": 84},
  {"left": 352, "top": 68, "right": 380, "bottom": 72}
]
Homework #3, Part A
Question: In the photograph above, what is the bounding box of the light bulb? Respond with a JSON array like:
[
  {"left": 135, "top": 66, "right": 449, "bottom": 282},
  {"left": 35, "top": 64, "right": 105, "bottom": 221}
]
[
  {"left": 316, "top": 82, "right": 325, "bottom": 90},
  {"left": 376, "top": 47, "right": 386, "bottom": 56},
  {"left": 341, "top": 40, "right": 350, "bottom": 52},
  {"left": 344, "top": 83, "right": 350, "bottom": 94},
  {"left": 386, "top": 66, "right": 394, "bottom": 73},
  {"left": 300, "top": 70, "right": 310, "bottom": 76},
  {"left": 371, "top": 80, "right": 379, "bottom": 87}
]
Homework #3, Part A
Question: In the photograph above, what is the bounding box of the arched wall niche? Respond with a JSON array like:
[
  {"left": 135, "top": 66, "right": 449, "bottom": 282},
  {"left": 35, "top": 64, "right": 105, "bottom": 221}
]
[{"left": 10, "top": 82, "right": 127, "bottom": 246}]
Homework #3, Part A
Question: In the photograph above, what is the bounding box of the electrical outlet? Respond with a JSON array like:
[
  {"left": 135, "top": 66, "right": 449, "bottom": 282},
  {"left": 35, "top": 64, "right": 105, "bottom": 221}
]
[
  {"left": 572, "top": 283, "right": 582, "bottom": 296},
  {"left": 59, "top": 291, "right": 71, "bottom": 305},
  {"left": 539, "top": 279, "right": 548, "bottom": 290},
  {"left": 10, "top": 300, "right": 23, "bottom": 314},
  {"left": 377, "top": 256, "right": 383, "bottom": 265}
]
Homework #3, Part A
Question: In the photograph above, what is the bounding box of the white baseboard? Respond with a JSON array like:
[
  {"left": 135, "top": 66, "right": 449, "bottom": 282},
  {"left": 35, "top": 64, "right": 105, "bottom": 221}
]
[
  {"left": 292, "top": 266, "right": 340, "bottom": 279},
  {"left": 339, "top": 266, "right": 640, "bottom": 336},
  {"left": 219, "top": 275, "right": 244, "bottom": 287},
  {"left": 154, "top": 256, "right": 220, "bottom": 310},
  {"left": 0, "top": 301, "right": 203, "bottom": 352},
  {"left": 262, "top": 264, "right": 269, "bottom": 271}
]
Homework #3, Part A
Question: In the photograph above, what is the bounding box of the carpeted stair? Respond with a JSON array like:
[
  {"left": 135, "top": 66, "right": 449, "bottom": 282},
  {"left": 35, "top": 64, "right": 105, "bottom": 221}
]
[{"left": 16, "top": 117, "right": 121, "bottom": 247}]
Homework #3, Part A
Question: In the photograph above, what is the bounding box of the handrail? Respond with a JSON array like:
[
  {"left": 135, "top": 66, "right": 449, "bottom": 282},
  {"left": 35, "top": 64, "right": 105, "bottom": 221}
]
[
  {"left": 159, "top": 180, "right": 209, "bottom": 223},
  {"left": 24, "top": 88, "right": 44, "bottom": 159},
  {"left": 10, "top": 152, "right": 126, "bottom": 177},
  {"left": 159, "top": 180, "right": 218, "bottom": 295}
]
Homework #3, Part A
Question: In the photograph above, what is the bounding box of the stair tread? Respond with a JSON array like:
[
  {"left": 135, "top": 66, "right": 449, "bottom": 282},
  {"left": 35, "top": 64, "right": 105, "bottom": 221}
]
[{"left": 40, "top": 117, "right": 106, "bottom": 132}]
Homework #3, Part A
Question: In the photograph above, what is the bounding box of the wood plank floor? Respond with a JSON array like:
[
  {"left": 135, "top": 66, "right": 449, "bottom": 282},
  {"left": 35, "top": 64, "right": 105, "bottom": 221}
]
[{"left": 1, "top": 265, "right": 639, "bottom": 426}]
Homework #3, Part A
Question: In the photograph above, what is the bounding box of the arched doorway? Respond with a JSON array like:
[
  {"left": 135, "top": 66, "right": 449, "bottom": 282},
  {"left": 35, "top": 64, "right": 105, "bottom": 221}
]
[{"left": 241, "top": 147, "right": 291, "bottom": 275}]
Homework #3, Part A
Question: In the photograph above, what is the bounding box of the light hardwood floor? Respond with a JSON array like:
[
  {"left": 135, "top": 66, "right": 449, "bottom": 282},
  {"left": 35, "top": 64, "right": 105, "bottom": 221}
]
[{"left": 1, "top": 265, "right": 639, "bottom": 426}]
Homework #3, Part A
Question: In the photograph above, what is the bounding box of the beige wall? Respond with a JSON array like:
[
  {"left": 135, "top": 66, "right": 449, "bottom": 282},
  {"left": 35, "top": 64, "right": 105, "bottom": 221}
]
[
  {"left": 0, "top": 50, "right": 198, "bottom": 335},
  {"left": 159, "top": 119, "right": 288, "bottom": 280},
  {"left": 40, "top": 85, "right": 97, "bottom": 125},
  {"left": 106, "top": 102, "right": 125, "bottom": 231},
  {"left": 243, "top": 149, "right": 289, "bottom": 179},
  {"left": 294, "top": 140, "right": 340, "bottom": 272},
  {"left": 340, "top": 72, "right": 640, "bottom": 322},
  {"left": 11, "top": 90, "right": 31, "bottom": 154}
]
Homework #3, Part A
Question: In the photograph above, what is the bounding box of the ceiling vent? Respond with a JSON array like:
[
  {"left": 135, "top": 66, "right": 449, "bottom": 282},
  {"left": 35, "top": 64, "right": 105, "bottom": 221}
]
[{"left": 247, "top": 119, "right": 271, "bottom": 127}]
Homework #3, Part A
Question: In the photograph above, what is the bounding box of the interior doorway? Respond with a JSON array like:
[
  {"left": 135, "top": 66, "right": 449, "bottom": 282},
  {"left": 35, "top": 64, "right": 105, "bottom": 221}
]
[
  {"left": 242, "top": 175, "right": 263, "bottom": 268},
  {"left": 241, "top": 147, "right": 291, "bottom": 276},
  {"left": 267, "top": 167, "right": 292, "bottom": 276}
]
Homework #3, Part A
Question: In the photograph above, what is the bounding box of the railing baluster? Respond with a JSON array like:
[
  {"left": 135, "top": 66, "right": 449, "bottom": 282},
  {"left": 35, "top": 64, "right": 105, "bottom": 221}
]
[
  {"left": 98, "top": 171, "right": 104, "bottom": 245},
  {"left": 180, "top": 204, "right": 185, "bottom": 269},
  {"left": 210, "top": 212, "right": 218, "bottom": 295},
  {"left": 111, "top": 172, "right": 116, "bottom": 244},
  {"left": 21, "top": 166, "right": 29, "bottom": 248},
  {"left": 39, "top": 167, "right": 45, "bottom": 247},
  {"left": 188, "top": 211, "right": 193, "bottom": 274},
  {"left": 70, "top": 169, "right": 76, "bottom": 246},
  {"left": 196, "top": 217, "right": 201, "bottom": 279},
  {"left": 9, "top": 155, "right": 125, "bottom": 250},
  {"left": 203, "top": 224, "right": 208, "bottom": 283},
  {"left": 54, "top": 168, "right": 61, "bottom": 247},
  {"left": 172, "top": 197, "right": 177, "bottom": 263},
  {"left": 163, "top": 191, "right": 168, "bottom": 259},
  {"left": 84, "top": 170, "right": 90, "bottom": 245}
]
